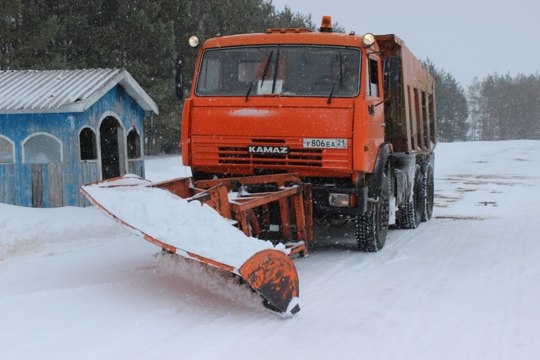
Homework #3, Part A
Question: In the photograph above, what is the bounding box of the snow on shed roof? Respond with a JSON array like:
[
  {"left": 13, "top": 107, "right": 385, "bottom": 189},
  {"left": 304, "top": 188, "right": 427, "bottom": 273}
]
[{"left": 0, "top": 68, "right": 159, "bottom": 115}]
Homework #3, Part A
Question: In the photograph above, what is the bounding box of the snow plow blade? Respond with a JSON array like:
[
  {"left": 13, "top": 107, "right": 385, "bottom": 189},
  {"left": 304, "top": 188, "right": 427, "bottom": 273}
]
[
  {"left": 240, "top": 250, "right": 299, "bottom": 315},
  {"left": 81, "top": 174, "right": 311, "bottom": 316}
]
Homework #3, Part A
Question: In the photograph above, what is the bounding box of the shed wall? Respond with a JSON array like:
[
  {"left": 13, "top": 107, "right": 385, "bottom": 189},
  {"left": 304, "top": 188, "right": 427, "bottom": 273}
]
[{"left": 0, "top": 86, "right": 146, "bottom": 207}]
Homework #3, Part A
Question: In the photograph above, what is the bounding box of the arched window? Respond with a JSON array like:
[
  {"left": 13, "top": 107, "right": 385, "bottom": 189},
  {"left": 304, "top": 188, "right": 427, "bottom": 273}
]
[
  {"left": 127, "top": 128, "right": 141, "bottom": 159},
  {"left": 0, "top": 135, "right": 15, "bottom": 163},
  {"left": 79, "top": 127, "right": 97, "bottom": 161},
  {"left": 23, "top": 133, "right": 62, "bottom": 164}
]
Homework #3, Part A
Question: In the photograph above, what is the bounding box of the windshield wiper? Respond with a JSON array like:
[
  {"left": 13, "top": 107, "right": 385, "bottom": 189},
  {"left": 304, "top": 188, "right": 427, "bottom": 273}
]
[
  {"left": 338, "top": 52, "right": 344, "bottom": 88},
  {"left": 247, "top": 49, "right": 275, "bottom": 101},
  {"left": 260, "top": 50, "right": 274, "bottom": 87},
  {"left": 245, "top": 81, "right": 254, "bottom": 102},
  {"left": 327, "top": 83, "right": 336, "bottom": 104},
  {"left": 328, "top": 53, "right": 343, "bottom": 104},
  {"left": 271, "top": 48, "right": 281, "bottom": 94}
]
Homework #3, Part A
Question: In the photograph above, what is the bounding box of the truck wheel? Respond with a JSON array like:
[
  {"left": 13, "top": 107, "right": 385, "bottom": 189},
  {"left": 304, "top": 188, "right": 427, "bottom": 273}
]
[
  {"left": 420, "top": 164, "right": 434, "bottom": 221},
  {"left": 395, "top": 166, "right": 423, "bottom": 229},
  {"left": 356, "top": 163, "right": 390, "bottom": 252}
]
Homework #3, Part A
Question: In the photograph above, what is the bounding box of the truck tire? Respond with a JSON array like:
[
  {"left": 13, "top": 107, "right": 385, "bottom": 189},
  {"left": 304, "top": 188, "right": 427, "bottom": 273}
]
[
  {"left": 395, "top": 166, "right": 422, "bottom": 229},
  {"left": 420, "top": 164, "right": 434, "bottom": 221},
  {"left": 356, "top": 163, "right": 390, "bottom": 252}
]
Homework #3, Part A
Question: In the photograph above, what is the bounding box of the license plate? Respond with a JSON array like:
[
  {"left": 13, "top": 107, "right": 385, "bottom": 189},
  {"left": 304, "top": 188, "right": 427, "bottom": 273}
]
[{"left": 303, "top": 138, "right": 348, "bottom": 149}]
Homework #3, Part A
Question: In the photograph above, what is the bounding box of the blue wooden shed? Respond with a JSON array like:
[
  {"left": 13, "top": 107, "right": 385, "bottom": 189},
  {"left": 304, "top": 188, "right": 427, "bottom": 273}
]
[{"left": 0, "top": 69, "right": 159, "bottom": 207}]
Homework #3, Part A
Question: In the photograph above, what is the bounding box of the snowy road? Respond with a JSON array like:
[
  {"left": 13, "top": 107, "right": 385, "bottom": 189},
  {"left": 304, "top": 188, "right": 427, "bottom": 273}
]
[{"left": 2, "top": 141, "right": 540, "bottom": 359}]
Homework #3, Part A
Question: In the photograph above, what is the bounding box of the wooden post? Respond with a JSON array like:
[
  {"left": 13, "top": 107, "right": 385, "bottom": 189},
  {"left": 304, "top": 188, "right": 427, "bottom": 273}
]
[
  {"left": 303, "top": 183, "right": 314, "bottom": 243},
  {"left": 247, "top": 209, "right": 261, "bottom": 237},
  {"left": 279, "top": 198, "right": 291, "bottom": 240},
  {"left": 236, "top": 210, "right": 251, "bottom": 237},
  {"left": 31, "top": 164, "right": 43, "bottom": 208}
]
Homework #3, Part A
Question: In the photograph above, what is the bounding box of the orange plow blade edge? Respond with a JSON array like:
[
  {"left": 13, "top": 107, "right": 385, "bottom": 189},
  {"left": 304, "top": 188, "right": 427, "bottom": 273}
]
[
  {"left": 240, "top": 250, "right": 300, "bottom": 315},
  {"left": 81, "top": 175, "right": 300, "bottom": 316}
]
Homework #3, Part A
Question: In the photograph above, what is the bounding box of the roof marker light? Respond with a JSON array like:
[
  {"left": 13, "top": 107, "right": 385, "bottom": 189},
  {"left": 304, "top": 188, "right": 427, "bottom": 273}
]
[
  {"left": 189, "top": 36, "right": 200, "bottom": 48},
  {"left": 320, "top": 16, "right": 333, "bottom": 32}
]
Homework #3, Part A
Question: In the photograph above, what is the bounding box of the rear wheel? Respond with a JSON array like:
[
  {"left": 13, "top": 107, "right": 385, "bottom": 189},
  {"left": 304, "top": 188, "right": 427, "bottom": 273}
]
[
  {"left": 356, "top": 163, "right": 390, "bottom": 252},
  {"left": 395, "top": 166, "right": 423, "bottom": 229},
  {"left": 420, "top": 164, "right": 434, "bottom": 221}
]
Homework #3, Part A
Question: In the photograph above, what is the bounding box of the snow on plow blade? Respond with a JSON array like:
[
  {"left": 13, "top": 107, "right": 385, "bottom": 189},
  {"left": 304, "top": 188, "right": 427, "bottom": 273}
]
[{"left": 81, "top": 174, "right": 310, "bottom": 316}]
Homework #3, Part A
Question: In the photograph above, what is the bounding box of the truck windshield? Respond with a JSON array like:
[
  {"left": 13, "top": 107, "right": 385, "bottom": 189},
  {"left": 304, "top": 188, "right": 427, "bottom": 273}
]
[{"left": 196, "top": 45, "right": 361, "bottom": 98}]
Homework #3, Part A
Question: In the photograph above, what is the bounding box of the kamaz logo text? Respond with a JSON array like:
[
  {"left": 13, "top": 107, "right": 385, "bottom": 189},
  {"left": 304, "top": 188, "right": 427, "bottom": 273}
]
[{"left": 247, "top": 146, "right": 289, "bottom": 154}]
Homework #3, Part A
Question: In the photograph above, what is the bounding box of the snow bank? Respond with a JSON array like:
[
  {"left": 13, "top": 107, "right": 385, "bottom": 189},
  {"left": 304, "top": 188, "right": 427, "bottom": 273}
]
[
  {"left": 143, "top": 154, "right": 191, "bottom": 182},
  {"left": 3, "top": 140, "right": 540, "bottom": 360},
  {"left": 0, "top": 204, "right": 121, "bottom": 261}
]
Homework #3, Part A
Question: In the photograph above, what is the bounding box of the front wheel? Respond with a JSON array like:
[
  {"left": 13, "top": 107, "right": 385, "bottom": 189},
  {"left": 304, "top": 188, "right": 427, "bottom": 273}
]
[{"left": 356, "top": 163, "right": 390, "bottom": 252}]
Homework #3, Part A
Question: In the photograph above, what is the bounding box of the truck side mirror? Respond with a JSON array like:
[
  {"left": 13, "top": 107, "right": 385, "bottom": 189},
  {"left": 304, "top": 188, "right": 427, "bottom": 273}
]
[
  {"left": 369, "top": 98, "right": 390, "bottom": 115},
  {"left": 175, "top": 55, "right": 185, "bottom": 100}
]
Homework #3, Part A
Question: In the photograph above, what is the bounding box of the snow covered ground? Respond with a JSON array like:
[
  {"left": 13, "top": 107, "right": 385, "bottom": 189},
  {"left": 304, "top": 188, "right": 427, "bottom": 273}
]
[{"left": 2, "top": 141, "right": 540, "bottom": 360}]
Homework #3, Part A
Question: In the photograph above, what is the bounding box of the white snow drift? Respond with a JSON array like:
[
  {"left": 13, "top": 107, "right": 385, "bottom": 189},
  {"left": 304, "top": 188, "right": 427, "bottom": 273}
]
[{"left": 2, "top": 140, "right": 540, "bottom": 360}]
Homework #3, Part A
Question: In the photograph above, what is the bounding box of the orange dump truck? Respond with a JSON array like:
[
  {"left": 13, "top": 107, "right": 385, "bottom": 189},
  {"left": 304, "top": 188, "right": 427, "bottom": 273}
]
[{"left": 178, "top": 17, "right": 436, "bottom": 251}]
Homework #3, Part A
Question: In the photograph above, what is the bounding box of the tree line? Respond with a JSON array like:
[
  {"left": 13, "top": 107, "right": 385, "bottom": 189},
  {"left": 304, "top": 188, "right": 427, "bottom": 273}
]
[
  {"left": 423, "top": 60, "right": 469, "bottom": 142},
  {"left": 2, "top": 1, "right": 537, "bottom": 148},
  {"left": 422, "top": 63, "right": 540, "bottom": 142},
  {"left": 468, "top": 74, "right": 540, "bottom": 141},
  {"left": 1, "top": 0, "right": 315, "bottom": 153}
]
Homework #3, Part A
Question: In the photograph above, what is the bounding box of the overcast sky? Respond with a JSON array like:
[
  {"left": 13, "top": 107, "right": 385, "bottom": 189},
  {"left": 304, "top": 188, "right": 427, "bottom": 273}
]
[{"left": 271, "top": 0, "right": 538, "bottom": 87}]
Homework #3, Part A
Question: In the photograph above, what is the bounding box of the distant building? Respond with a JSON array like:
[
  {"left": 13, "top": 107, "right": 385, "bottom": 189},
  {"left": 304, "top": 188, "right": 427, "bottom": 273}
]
[{"left": 0, "top": 69, "right": 159, "bottom": 207}]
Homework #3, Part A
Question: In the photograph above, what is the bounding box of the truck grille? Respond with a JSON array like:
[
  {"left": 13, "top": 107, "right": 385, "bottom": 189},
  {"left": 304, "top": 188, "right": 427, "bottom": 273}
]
[
  {"left": 192, "top": 137, "right": 350, "bottom": 170},
  {"left": 218, "top": 145, "right": 323, "bottom": 167}
]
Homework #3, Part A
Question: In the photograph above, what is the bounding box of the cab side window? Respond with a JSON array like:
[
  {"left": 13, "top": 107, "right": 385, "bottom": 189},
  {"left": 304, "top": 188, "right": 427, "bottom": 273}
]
[{"left": 366, "top": 57, "right": 380, "bottom": 97}]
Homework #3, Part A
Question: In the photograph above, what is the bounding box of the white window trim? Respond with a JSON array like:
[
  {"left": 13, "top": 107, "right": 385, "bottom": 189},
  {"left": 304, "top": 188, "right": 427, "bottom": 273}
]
[
  {"left": 0, "top": 134, "right": 16, "bottom": 164},
  {"left": 22, "top": 132, "right": 63, "bottom": 164}
]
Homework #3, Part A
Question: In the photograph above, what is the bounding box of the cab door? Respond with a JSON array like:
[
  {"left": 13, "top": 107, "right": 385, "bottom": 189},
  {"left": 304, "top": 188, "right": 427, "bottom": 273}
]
[{"left": 353, "top": 53, "right": 385, "bottom": 172}]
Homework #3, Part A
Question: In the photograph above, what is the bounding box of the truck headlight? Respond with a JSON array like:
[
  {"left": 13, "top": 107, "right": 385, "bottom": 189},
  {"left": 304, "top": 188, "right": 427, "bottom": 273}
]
[{"left": 329, "top": 193, "right": 351, "bottom": 207}]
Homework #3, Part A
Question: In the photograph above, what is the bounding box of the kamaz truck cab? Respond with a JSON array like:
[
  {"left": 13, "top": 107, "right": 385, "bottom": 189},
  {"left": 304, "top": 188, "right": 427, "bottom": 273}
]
[{"left": 179, "top": 17, "right": 436, "bottom": 252}]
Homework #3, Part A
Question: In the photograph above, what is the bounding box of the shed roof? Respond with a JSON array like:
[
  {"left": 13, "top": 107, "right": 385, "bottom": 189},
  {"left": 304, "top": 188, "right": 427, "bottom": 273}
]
[{"left": 0, "top": 69, "right": 159, "bottom": 115}]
